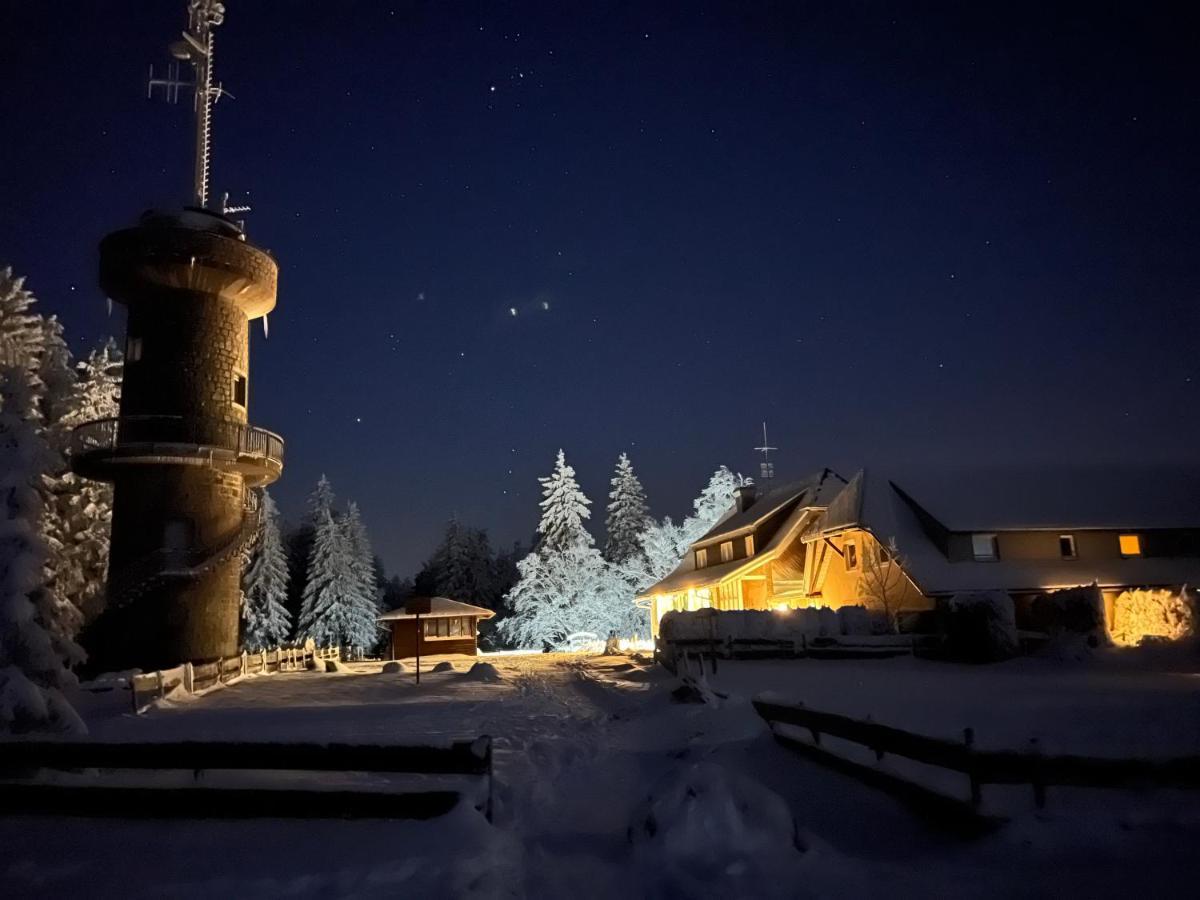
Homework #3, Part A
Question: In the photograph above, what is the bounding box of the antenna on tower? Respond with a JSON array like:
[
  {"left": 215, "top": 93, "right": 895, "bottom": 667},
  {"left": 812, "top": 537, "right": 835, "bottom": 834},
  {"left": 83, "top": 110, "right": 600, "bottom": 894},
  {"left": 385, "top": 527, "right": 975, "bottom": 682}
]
[
  {"left": 146, "top": 0, "right": 232, "bottom": 210},
  {"left": 754, "top": 421, "right": 777, "bottom": 482}
]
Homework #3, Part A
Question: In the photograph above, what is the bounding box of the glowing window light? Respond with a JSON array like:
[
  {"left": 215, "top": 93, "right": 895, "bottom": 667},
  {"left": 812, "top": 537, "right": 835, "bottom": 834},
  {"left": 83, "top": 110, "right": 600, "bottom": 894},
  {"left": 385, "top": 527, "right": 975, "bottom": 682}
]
[{"left": 1119, "top": 534, "right": 1142, "bottom": 557}]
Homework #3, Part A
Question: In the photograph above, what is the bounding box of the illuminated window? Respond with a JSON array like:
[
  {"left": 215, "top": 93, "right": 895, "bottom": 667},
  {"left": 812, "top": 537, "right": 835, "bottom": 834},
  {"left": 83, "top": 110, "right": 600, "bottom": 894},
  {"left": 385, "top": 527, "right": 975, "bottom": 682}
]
[
  {"left": 695, "top": 548, "right": 708, "bottom": 568},
  {"left": 845, "top": 540, "right": 858, "bottom": 571},
  {"left": 232, "top": 373, "right": 248, "bottom": 408},
  {"left": 720, "top": 541, "right": 734, "bottom": 563},
  {"left": 972, "top": 533, "right": 998, "bottom": 561},
  {"left": 1119, "top": 534, "right": 1142, "bottom": 557},
  {"left": 745, "top": 535, "right": 755, "bottom": 556},
  {"left": 1059, "top": 534, "right": 1077, "bottom": 559},
  {"left": 423, "top": 617, "right": 467, "bottom": 639},
  {"left": 126, "top": 336, "right": 143, "bottom": 362}
]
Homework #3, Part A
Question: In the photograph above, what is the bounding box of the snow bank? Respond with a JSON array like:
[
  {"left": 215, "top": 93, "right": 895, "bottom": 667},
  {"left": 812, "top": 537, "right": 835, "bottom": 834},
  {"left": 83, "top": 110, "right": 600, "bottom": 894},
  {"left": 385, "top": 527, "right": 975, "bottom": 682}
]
[
  {"left": 323, "top": 660, "right": 347, "bottom": 673},
  {"left": 946, "top": 591, "right": 1018, "bottom": 662},
  {"left": 463, "top": 662, "right": 503, "bottom": 683},
  {"left": 660, "top": 606, "right": 881, "bottom": 643},
  {"left": 1030, "top": 584, "right": 1110, "bottom": 660},
  {"left": 630, "top": 762, "right": 805, "bottom": 896},
  {"left": 1112, "top": 589, "right": 1197, "bottom": 646},
  {"left": 431, "top": 661, "right": 455, "bottom": 673},
  {"left": 380, "top": 661, "right": 407, "bottom": 674}
]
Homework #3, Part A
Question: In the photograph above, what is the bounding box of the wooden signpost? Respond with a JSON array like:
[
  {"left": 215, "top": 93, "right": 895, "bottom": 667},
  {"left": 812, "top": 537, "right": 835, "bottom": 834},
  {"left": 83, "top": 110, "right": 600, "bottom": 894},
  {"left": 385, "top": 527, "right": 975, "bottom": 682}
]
[{"left": 406, "top": 597, "right": 432, "bottom": 684}]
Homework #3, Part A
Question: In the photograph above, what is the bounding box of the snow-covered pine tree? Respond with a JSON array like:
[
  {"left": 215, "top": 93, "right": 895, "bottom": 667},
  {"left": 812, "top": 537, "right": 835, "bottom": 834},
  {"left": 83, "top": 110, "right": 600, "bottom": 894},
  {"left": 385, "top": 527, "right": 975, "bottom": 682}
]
[
  {"left": 44, "top": 340, "right": 123, "bottom": 625},
  {"left": 603, "top": 452, "right": 651, "bottom": 563},
  {"left": 536, "top": 449, "right": 593, "bottom": 552},
  {"left": 295, "top": 476, "right": 353, "bottom": 648},
  {"left": 630, "top": 515, "right": 689, "bottom": 590},
  {"left": 0, "top": 363, "right": 85, "bottom": 734},
  {"left": 0, "top": 267, "right": 43, "bottom": 372},
  {"left": 341, "top": 501, "right": 380, "bottom": 655},
  {"left": 680, "top": 465, "right": 751, "bottom": 545},
  {"left": 241, "top": 490, "right": 292, "bottom": 650}
]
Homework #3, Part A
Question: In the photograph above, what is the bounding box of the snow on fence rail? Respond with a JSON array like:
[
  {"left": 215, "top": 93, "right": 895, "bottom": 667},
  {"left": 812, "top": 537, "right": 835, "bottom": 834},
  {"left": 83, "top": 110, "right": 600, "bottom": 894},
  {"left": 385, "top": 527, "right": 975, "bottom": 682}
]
[
  {"left": 0, "top": 736, "right": 495, "bottom": 822},
  {"left": 128, "top": 643, "right": 340, "bottom": 713},
  {"left": 753, "top": 696, "right": 1200, "bottom": 825},
  {"left": 656, "top": 608, "right": 925, "bottom": 671}
]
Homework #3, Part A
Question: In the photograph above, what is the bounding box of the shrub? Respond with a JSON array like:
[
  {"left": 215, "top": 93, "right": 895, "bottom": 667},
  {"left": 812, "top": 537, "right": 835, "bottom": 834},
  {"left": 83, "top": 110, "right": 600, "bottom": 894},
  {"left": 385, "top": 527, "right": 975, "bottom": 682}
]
[{"left": 1111, "top": 589, "right": 1196, "bottom": 646}]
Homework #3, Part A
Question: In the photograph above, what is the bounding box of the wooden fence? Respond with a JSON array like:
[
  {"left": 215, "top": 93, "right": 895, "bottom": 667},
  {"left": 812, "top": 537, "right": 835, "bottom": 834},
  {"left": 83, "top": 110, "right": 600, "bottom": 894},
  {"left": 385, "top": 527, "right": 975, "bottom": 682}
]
[
  {"left": 129, "top": 644, "right": 340, "bottom": 714},
  {"left": 0, "top": 736, "right": 494, "bottom": 822},
  {"left": 753, "top": 696, "right": 1200, "bottom": 826},
  {"left": 657, "top": 634, "right": 922, "bottom": 674}
]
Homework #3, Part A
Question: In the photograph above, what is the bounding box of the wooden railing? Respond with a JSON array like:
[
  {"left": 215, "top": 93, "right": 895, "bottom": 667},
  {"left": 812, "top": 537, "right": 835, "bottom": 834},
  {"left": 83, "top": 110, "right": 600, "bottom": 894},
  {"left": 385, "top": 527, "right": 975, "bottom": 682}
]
[
  {"left": 0, "top": 736, "right": 494, "bottom": 822},
  {"left": 70, "top": 415, "right": 285, "bottom": 469},
  {"left": 753, "top": 696, "right": 1200, "bottom": 822},
  {"left": 129, "top": 644, "right": 340, "bottom": 713}
]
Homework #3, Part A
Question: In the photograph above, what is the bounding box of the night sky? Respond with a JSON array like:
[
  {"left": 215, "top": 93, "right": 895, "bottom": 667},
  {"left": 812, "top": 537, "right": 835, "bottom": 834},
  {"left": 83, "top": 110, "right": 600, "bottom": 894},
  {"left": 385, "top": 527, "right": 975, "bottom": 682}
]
[{"left": 2, "top": 2, "right": 1197, "bottom": 575}]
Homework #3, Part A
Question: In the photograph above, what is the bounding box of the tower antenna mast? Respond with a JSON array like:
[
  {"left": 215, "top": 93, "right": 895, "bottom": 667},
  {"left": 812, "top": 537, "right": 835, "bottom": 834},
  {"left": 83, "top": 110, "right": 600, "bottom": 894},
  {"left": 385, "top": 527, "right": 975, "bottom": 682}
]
[
  {"left": 148, "top": 0, "right": 233, "bottom": 210},
  {"left": 754, "top": 421, "right": 777, "bottom": 482}
]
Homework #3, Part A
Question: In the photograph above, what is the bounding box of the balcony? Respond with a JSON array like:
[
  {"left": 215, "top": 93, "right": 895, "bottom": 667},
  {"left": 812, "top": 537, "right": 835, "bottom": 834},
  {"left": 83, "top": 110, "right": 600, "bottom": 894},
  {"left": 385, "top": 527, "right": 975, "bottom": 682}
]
[{"left": 71, "top": 416, "right": 284, "bottom": 486}]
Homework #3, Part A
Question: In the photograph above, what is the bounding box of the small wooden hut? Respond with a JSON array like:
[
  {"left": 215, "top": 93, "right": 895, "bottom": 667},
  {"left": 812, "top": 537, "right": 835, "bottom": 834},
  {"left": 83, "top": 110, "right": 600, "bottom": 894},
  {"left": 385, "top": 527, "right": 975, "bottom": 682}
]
[{"left": 378, "top": 597, "right": 496, "bottom": 659}]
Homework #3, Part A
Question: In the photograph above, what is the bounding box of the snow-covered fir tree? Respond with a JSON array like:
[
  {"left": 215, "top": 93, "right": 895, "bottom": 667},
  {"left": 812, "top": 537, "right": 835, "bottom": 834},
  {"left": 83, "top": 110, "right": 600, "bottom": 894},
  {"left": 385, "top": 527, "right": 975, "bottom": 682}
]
[
  {"left": 0, "top": 363, "right": 84, "bottom": 734},
  {"left": 295, "top": 476, "right": 354, "bottom": 647},
  {"left": 630, "top": 515, "right": 689, "bottom": 590},
  {"left": 536, "top": 449, "right": 593, "bottom": 552},
  {"left": 0, "top": 267, "right": 42, "bottom": 370},
  {"left": 341, "top": 501, "right": 381, "bottom": 655},
  {"left": 419, "top": 517, "right": 504, "bottom": 608},
  {"left": 603, "top": 453, "right": 651, "bottom": 564},
  {"left": 241, "top": 490, "right": 292, "bottom": 650},
  {"left": 680, "top": 465, "right": 751, "bottom": 545}
]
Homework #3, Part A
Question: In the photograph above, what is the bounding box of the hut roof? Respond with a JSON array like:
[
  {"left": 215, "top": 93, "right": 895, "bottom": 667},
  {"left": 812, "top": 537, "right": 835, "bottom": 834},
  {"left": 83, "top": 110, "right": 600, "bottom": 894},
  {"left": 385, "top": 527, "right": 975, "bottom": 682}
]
[{"left": 377, "top": 597, "right": 496, "bottom": 621}]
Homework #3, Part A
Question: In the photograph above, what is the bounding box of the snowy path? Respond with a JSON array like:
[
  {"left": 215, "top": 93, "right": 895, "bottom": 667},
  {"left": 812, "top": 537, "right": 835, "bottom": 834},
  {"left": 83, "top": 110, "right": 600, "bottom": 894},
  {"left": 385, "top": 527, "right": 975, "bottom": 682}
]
[{"left": 3, "top": 653, "right": 1200, "bottom": 898}]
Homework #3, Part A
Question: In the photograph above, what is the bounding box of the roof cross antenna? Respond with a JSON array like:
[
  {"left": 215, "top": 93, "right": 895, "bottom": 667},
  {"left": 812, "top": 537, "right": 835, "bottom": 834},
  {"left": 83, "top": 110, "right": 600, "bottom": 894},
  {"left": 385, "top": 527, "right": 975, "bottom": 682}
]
[
  {"left": 754, "top": 421, "right": 777, "bottom": 481},
  {"left": 146, "top": 0, "right": 233, "bottom": 211}
]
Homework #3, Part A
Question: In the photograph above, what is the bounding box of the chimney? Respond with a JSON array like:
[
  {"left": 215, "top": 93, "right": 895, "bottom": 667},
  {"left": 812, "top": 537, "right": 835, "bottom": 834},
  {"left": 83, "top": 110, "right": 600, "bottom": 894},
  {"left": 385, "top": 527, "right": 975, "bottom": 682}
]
[{"left": 734, "top": 483, "right": 758, "bottom": 514}]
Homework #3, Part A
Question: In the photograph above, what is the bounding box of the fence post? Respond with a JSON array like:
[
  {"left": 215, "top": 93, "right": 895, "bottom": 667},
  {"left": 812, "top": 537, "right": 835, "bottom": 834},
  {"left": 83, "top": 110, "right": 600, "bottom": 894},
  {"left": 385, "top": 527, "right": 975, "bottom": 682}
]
[
  {"left": 964, "top": 728, "right": 981, "bottom": 807},
  {"left": 261, "top": 649, "right": 267, "bottom": 673},
  {"left": 241, "top": 651, "right": 248, "bottom": 677},
  {"left": 1029, "top": 737, "right": 1046, "bottom": 810},
  {"left": 183, "top": 662, "right": 194, "bottom": 694},
  {"left": 156, "top": 669, "right": 165, "bottom": 701}
]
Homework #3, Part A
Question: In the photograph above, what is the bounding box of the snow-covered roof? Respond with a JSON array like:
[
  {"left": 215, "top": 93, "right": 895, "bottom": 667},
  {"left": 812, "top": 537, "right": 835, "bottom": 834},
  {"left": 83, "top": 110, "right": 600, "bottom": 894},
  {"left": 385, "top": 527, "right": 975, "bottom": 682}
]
[
  {"left": 377, "top": 597, "right": 496, "bottom": 621},
  {"left": 694, "top": 469, "right": 846, "bottom": 546},
  {"left": 807, "top": 469, "right": 1200, "bottom": 596}
]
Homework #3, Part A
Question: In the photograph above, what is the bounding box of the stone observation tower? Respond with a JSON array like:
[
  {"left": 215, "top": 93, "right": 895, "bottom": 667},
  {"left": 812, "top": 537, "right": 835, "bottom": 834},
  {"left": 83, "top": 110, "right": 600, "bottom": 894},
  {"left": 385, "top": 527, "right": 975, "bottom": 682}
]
[{"left": 72, "top": 0, "right": 283, "bottom": 671}]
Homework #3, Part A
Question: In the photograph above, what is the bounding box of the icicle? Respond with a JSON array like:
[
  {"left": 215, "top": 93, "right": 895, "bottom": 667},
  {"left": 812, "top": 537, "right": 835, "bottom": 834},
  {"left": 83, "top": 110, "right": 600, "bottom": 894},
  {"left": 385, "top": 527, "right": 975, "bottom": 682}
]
[
  {"left": 106, "top": 297, "right": 113, "bottom": 316},
  {"left": 262, "top": 313, "right": 269, "bottom": 339}
]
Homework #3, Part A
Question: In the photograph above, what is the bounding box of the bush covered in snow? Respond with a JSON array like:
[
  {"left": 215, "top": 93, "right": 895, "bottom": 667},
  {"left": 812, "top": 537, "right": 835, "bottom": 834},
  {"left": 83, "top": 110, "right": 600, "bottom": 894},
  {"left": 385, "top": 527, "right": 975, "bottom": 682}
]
[
  {"left": 629, "top": 762, "right": 805, "bottom": 896},
  {"left": 431, "top": 660, "right": 455, "bottom": 673},
  {"left": 464, "top": 661, "right": 502, "bottom": 682},
  {"left": 381, "top": 660, "right": 407, "bottom": 674},
  {"left": 945, "top": 591, "right": 1018, "bottom": 662},
  {"left": 659, "top": 605, "right": 881, "bottom": 644},
  {"left": 1111, "top": 589, "right": 1197, "bottom": 647},
  {"left": 1030, "top": 584, "right": 1110, "bottom": 658}
]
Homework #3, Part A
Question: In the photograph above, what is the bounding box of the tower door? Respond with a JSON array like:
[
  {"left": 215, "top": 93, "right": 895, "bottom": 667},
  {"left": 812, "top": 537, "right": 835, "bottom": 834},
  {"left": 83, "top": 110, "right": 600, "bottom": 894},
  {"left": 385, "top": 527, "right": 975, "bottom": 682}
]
[{"left": 163, "top": 519, "right": 194, "bottom": 566}]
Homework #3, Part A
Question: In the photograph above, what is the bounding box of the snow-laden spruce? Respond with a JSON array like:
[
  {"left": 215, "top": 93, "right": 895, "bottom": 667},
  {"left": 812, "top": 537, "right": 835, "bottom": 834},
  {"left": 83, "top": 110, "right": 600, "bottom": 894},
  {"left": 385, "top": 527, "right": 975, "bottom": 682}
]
[
  {"left": 0, "top": 364, "right": 85, "bottom": 734},
  {"left": 502, "top": 450, "right": 648, "bottom": 648},
  {"left": 604, "top": 452, "right": 651, "bottom": 564},
  {"left": 295, "top": 476, "right": 355, "bottom": 648},
  {"left": 342, "top": 501, "right": 381, "bottom": 655},
  {"left": 241, "top": 490, "right": 292, "bottom": 650},
  {"left": 0, "top": 267, "right": 43, "bottom": 367},
  {"left": 536, "top": 449, "right": 593, "bottom": 552},
  {"left": 680, "top": 465, "right": 751, "bottom": 546}
]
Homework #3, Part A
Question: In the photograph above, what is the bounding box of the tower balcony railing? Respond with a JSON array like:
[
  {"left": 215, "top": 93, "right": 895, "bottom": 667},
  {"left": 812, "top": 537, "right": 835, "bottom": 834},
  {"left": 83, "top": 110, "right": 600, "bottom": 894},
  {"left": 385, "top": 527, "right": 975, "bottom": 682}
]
[{"left": 70, "top": 415, "right": 284, "bottom": 485}]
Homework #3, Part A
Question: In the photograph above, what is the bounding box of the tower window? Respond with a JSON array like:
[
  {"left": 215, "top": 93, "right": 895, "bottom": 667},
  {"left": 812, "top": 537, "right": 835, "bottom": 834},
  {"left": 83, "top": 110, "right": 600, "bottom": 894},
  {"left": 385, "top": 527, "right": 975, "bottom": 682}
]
[
  {"left": 1059, "top": 534, "right": 1077, "bottom": 559},
  {"left": 126, "top": 336, "right": 143, "bottom": 362},
  {"left": 232, "top": 374, "right": 248, "bottom": 408},
  {"left": 972, "top": 533, "right": 999, "bottom": 561},
  {"left": 1119, "top": 534, "right": 1142, "bottom": 557}
]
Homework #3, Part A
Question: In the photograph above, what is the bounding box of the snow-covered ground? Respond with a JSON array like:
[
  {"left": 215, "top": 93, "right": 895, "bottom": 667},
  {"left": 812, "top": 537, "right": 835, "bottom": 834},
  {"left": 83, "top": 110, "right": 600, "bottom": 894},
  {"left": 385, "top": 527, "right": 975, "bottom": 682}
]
[{"left": 3, "top": 652, "right": 1199, "bottom": 898}]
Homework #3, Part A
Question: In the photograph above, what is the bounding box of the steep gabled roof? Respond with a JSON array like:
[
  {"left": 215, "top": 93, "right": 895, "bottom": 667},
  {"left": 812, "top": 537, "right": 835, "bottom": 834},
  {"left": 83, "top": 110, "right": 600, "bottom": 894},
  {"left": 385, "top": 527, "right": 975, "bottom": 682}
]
[{"left": 694, "top": 468, "right": 846, "bottom": 546}]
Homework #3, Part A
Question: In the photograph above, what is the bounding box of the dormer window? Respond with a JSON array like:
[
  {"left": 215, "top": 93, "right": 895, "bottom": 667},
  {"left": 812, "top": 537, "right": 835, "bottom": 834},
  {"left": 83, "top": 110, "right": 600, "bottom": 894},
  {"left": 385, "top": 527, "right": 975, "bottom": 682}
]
[
  {"left": 972, "top": 533, "right": 999, "bottom": 561},
  {"left": 695, "top": 548, "right": 708, "bottom": 568},
  {"left": 720, "top": 541, "right": 734, "bottom": 563},
  {"left": 745, "top": 535, "right": 755, "bottom": 556}
]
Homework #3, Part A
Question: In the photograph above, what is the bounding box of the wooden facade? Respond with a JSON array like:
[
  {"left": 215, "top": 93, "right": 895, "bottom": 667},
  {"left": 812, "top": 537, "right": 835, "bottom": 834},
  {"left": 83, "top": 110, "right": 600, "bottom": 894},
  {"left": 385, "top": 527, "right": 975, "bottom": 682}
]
[{"left": 378, "top": 597, "right": 496, "bottom": 660}]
